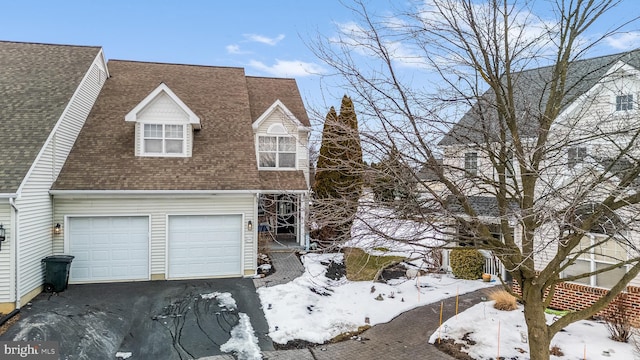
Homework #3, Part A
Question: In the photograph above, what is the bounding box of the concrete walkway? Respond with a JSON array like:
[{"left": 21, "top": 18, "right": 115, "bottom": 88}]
[
  {"left": 253, "top": 252, "right": 305, "bottom": 288},
  {"left": 244, "top": 252, "right": 494, "bottom": 360}
]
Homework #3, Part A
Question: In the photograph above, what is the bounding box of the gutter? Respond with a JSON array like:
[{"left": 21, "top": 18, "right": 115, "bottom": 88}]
[
  {"left": 9, "top": 197, "right": 20, "bottom": 309},
  {"left": 50, "top": 189, "right": 309, "bottom": 196}
]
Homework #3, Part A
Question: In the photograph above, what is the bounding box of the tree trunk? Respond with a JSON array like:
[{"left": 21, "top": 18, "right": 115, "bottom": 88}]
[{"left": 522, "top": 281, "right": 551, "bottom": 360}]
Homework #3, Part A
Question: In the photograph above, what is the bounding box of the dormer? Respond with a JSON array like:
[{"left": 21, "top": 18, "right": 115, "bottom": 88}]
[
  {"left": 125, "top": 83, "right": 200, "bottom": 157},
  {"left": 252, "top": 100, "right": 310, "bottom": 170}
]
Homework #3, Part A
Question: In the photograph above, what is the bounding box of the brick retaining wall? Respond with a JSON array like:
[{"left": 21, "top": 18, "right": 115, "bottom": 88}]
[{"left": 512, "top": 281, "right": 640, "bottom": 326}]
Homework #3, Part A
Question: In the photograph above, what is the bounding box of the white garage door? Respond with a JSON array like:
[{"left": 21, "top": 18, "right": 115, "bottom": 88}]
[
  {"left": 68, "top": 216, "right": 149, "bottom": 283},
  {"left": 168, "top": 215, "right": 242, "bottom": 278}
]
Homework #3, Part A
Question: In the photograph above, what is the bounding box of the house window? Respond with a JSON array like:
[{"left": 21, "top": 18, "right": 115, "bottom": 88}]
[
  {"left": 505, "top": 150, "right": 515, "bottom": 176},
  {"left": 464, "top": 152, "right": 478, "bottom": 177},
  {"left": 259, "top": 136, "right": 296, "bottom": 168},
  {"left": 567, "top": 147, "right": 586, "bottom": 168},
  {"left": 564, "top": 235, "right": 628, "bottom": 288},
  {"left": 616, "top": 94, "right": 633, "bottom": 111},
  {"left": 143, "top": 124, "right": 185, "bottom": 155}
]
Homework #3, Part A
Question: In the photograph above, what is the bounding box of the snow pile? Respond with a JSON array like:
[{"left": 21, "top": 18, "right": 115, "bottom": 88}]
[
  {"left": 258, "top": 252, "right": 495, "bottom": 344},
  {"left": 429, "top": 301, "right": 635, "bottom": 359},
  {"left": 220, "top": 313, "right": 262, "bottom": 360},
  {"left": 201, "top": 292, "right": 237, "bottom": 311}
]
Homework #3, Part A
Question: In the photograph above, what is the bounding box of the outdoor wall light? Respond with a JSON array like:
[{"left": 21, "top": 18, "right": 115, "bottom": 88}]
[
  {"left": 54, "top": 223, "right": 61, "bottom": 235},
  {"left": 0, "top": 224, "right": 5, "bottom": 251},
  {"left": 248, "top": 220, "right": 253, "bottom": 231}
]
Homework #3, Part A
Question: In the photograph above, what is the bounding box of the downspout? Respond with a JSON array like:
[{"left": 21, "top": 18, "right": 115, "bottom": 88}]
[
  {"left": 253, "top": 193, "right": 259, "bottom": 277},
  {"left": 9, "top": 197, "right": 20, "bottom": 309}
]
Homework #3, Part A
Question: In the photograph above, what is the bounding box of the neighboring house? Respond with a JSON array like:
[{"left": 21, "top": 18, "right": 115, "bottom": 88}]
[
  {"left": 0, "top": 41, "right": 108, "bottom": 312},
  {"left": 439, "top": 50, "right": 640, "bottom": 317},
  {"left": 0, "top": 41, "right": 310, "bottom": 312},
  {"left": 416, "top": 159, "right": 447, "bottom": 198}
]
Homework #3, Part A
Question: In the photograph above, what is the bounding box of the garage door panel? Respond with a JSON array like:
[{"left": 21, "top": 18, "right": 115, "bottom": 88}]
[
  {"left": 169, "top": 215, "right": 242, "bottom": 278},
  {"left": 69, "top": 216, "right": 149, "bottom": 283}
]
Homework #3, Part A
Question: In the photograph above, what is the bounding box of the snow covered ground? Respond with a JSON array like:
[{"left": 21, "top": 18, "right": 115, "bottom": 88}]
[
  {"left": 213, "top": 251, "right": 636, "bottom": 360},
  {"left": 257, "top": 252, "right": 496, "bottom": 345},
  {"left": 429, "top": 300, "right": 637, "bottom": 360}
]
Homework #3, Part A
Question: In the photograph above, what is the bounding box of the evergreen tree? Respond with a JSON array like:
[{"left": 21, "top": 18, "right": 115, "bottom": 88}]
[{"left": 312, "top": 95, "right": 363, "bottom": 246}]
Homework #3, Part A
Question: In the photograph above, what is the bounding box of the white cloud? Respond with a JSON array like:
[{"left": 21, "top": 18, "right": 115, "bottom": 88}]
[
  {"left": 247, "top": 59, "right": 325, "bottom": 77},
  {"left": 243, "top": 33, "right": 285, "bottom": 46},
  {"left": 333, "top": 21, "right": 430, "bottom": 69},
  {"left": 604, "top": 32, "right": 640, "bottom": 51},
  {"left": 226, "top": 44, "right": 249, "bottom": 54}
]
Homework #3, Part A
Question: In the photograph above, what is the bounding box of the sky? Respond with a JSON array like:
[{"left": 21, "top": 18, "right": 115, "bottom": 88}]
[{"left": 2, "top": 0, "right": 640, "bottom": 127}]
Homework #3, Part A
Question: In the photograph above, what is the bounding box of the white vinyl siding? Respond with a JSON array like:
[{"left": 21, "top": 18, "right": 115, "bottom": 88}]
[
  {"left": 53, "top": 195, "right": 255, "bottom": 277},
  {"left": 15, "top": 54, "right": 106, "bottom": 299},
  {"left": 0, "top": 204, "right": 12, "bottom": 302}
]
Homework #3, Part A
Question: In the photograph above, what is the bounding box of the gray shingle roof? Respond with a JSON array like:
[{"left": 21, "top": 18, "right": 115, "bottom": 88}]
[
  {"left": 52, "top": 60, "right": 309, "bottom": 191},
  {"left": 0, "top": 41, "right": 101, "bottom": 193},
  {"left": 446, "top": 195, "right": 519, "bottom": 218},
  {"left": 439, "top": 50, "right": 640, "bottom": 146}
]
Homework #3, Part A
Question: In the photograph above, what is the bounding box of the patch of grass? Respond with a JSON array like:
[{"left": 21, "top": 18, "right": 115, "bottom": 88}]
[
  {"left": 545, "top": 308, "right": 571, "bottom": 316},
  {"left": 329, "top": 325, "right": 371, "bottom": 343},
  {"left": 343, "top": 247, "right": 404, "bottom": 281},
  {"left": 487, "top": 289, "right": 518, "bottom": 311},
  {"left": 372, "top": 247, "right": 390, "bottom": 252}
]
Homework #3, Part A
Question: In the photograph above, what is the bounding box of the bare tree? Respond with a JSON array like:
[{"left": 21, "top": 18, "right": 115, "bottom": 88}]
[{"left": 310, "top": 1, "right": 640, "bottom": 359}]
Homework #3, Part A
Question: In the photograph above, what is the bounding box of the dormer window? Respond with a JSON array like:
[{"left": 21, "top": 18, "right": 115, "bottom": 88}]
[
  {"left": 252, "top": 100, "right": 310, "bottom": 171},
  {"left": 125, "top": 83, "right": 200, "bottom": 158},
  {"left": 143, "top": 124, "right": 184, "bottom": 155}
]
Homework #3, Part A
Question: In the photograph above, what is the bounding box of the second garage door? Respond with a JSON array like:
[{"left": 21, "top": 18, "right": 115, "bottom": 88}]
[{"left": 168, "top": 215, "right": 242, "bottom": 278}]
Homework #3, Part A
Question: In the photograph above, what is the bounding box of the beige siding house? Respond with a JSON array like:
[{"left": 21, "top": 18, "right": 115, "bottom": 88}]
[{"left": 0, "top": 42, "right": 311, "bottom": 312}]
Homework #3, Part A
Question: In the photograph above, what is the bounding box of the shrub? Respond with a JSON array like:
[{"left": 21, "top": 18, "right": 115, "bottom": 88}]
[
  {"left": 550, "top": 345, "right": 564, "bottom": 356},
  {"left": 450, "top": 248, "right": 485, "bottom": 280},
  {"left": 488, "top": 289, "right": 518, "bottom": 311},
  {"left": 603, "top": 295, "right": 632, "bottom": 343}
]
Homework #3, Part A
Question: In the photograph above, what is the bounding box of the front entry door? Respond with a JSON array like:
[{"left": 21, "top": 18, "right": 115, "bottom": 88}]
[{"left": 276, "top": 195, "right": 296, "bottom": 236}]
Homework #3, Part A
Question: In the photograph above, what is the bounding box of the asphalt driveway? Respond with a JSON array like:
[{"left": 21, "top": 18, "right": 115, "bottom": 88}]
[{"left": 0, "top": 278, "right": 272, "bottom": 359}]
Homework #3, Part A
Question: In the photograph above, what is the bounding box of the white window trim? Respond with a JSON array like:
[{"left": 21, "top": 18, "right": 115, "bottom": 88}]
[
  {"left": 565, "top": 234, "right": 629, "bottom": 288},
  {"left": 258, "top": 135, "right": 297, "bottom": 170},
  {"left": 141, "top": 123, "right": 187, "bottom": 157},
  {"left": 464, "top": 152, "right": 478, "bottom": 177},
  {"left": 615, "top": 93, "right": 634, "bottom": 112}
]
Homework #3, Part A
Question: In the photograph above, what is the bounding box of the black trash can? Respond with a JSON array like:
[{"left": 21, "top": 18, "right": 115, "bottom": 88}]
[{"left": 41, "top": 255, "right": 74, "bottom": 293}]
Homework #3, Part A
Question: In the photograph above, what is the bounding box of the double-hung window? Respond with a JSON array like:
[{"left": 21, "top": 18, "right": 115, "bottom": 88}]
[
  {"left": 567, "top": 146, "right": 587, "bottom": 169},
  {"left": 259, "top": 136, "right": 296, "bottom": 168},
  {"left": 464, "top": 152, "right": 478, "bottom": 177},
  {"left": 616, "top": 94, "right": 633, "bottom": 111},
  {"left": 143, "top": 124, "right": 184, "bottom": 155}
]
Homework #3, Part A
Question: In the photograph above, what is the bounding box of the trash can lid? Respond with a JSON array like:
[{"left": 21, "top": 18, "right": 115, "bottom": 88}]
[{"left": 42, "top": 255, "right": 75, "bottom": 263}]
